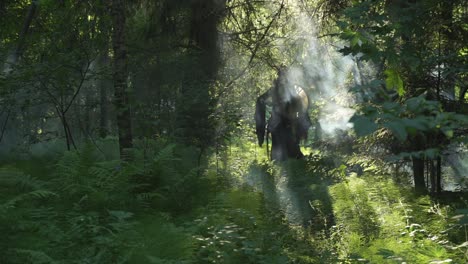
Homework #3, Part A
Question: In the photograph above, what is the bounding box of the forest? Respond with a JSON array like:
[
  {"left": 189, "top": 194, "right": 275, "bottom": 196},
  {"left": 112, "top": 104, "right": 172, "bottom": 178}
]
[{"left": 1, "top": 0, "right": 468, "bottom": 263}]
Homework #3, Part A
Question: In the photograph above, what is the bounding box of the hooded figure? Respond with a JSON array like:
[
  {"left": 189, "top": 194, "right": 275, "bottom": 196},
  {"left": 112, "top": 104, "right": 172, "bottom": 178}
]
[{"left": 255, "top": 67, "right": 312, "bottom": 161}]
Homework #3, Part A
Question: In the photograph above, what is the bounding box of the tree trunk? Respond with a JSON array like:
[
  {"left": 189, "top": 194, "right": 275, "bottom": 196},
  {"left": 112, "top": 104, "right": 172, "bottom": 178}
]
[
  {"left": 412, "top": 157, "right": 426, "bottom": 194},
  {"left": 99, "top": 68, "right": 109, "bottom": 138},
  {"left": 175, "top": 0, "right": 224, "bottom": 147},
  {"left": 441, "top": 1, "right": 456, "bottom": 99},
  {"left": 83, "top": 89, "right": 92, "bottom": 138},
  {"left": 429, "top": 160, "right": 436, "bottom": 193},
  {"left": 0, "top": 109, "right": 11, "bottom": 144},
  {"left": 12, "top": 1, "right": 37, "bottom": 62},
  {"left": 111, "top": 0, "right": 132, "bottom": 159},
  {"left": 189, "top": 0, "right": 221, "bottom": 79},
  {"left": 1, "top": 2, "right": 37, "bottom": 146},
  {"left": 436, "top": 156, "right": 442, "bottom": 193}
]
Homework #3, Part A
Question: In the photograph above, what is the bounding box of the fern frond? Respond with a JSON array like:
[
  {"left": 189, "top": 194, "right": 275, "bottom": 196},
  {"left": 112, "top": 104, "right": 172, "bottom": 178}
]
[
  {"left": 11, "top": 248, "right": 58, "bottom": 264},
  {"left": 28, "top": 207, "right": 57, "bottom": 219},
  {"left": 1, "top": 190, "right": 57, "bottom": 210},
  {"left": 0, "top": 168, "right": 45, "bottom": 190},
  {"left": 136, "top": 192, "right": 166, "bottom": 201},
  {"left": 172, "top": 168, "right": 199, "bottom": 191},
  {"left": 28, "top": 190, "right": 58, "bottom": 199},
  {"left": 61, "top": 183, "right": 97, "bottom": 194},
  {"left": 153, "top": 144, "right": 179, "bottom": 163}
]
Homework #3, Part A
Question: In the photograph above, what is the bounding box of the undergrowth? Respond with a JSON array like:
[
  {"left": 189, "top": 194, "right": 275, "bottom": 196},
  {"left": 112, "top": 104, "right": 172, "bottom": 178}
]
[
  {"left": 329, "top": 174, "right": 468, "bottom": 263},
  {"left": 1, "top": 138, "right": 468, "bottom": 263}
]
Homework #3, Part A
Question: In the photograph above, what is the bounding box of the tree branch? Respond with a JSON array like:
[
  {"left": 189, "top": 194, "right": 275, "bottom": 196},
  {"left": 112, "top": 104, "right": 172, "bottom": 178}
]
[
  {"left": 218, "top": 0, "right": 285, "bottom": 98},
  {"left": 0, "top": 108, "right": 11, "bottom": 144}
]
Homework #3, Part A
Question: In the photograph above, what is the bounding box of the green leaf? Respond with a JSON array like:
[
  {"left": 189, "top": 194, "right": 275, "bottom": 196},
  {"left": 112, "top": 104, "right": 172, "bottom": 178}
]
[
  {"left": 401, "top": 117, "right": 430, "bottom": 131},
  {"left": 350, "top": 115, "right": 378, "bottom": 137},
  {"left": 384, "top": 69, "right": 405, "bottom": 96},
  {"left": 350, "top": 33, "right": 362, "bottom": 47},
  {"left": 382, "top": 101, "right": 399, "bottom": 113},
  {"left": 384, "top": 121, "right": 407, "bottom": 141},
  {"left": 453, "top": 114, "right": 468, "bottom": 124},
  {"left": 424, "top": 148, "right": 439, "bottom": 159},
  {"left": 442, "top": 128, "right": 454, "bottom": 138},
  {"left": 405, "top": 96, "right": 423, "bottom": 112}
]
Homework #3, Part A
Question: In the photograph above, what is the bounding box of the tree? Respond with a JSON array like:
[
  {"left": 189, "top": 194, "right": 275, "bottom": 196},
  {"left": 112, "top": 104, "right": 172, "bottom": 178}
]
[
  {"left": 0, "top": 0, "right": 38, "bottom": 145},
  {"left": 111, "top": 0, "right": 133, "bottom": 159},
  {"left": 339, "top": 0, "right": 468, "bottom": 193}
]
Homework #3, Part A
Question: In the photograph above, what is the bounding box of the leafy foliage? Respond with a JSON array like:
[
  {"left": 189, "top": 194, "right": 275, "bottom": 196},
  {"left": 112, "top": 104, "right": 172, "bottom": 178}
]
[
  {"left": 352, "top": 96, "right": 468, "bottom": 143},
  {"left": 0, "top": 141, "right": 211, "bottom": 263},
  {"left": 329, "top": 174, "right": 467, "bottom": 263}
]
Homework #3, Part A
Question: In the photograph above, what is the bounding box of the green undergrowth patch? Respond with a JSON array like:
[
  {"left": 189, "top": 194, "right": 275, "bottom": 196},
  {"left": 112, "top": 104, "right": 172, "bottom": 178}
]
[
  {"left": 0, "top": 139, "right": 325, "bottom": 263},
  {"left": 190, "top": 188, "right": 321, "bottom": 263},
  {"left": 329, "top": 174, "right": 468, "bottom": 263},
  {"left": 3, "top": 138, "right": 468, "bottom": 263},
  {"left": 0, "top": 140, "right": 210, "bottom": 263}
]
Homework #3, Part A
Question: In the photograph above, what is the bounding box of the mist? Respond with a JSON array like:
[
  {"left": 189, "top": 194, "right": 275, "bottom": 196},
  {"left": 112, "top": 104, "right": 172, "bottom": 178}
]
[
  {"left": 280, "top": 1, "right": 358, "bottom": 138},
  {"left": 241, "top": 0, "right": 362, "bottom": 225}
]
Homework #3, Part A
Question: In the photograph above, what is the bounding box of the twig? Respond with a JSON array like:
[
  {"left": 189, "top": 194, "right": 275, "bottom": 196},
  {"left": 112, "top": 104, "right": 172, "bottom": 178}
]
[{"left": 0, "top": 108, "right": 11, "bottom": 143}]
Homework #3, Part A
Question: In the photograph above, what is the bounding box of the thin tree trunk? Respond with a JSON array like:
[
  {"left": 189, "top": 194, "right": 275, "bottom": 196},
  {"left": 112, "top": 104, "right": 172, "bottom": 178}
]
[
  {"left": 16, "top": 1, "right": 37, "bottom": 57},
  {"left": 57, "top": 110, "right": 70, "bottom": 151},
  {"left": 429, "top": 160, "right": 436, "bottom": 193},
  {"left": 1, "top": 2, "right": 37, "bottom": 145},
  {"left": 99, "top": 53, "right": 110, "bottom": 138},
  {"left": 99, "top": 82, "right": 109, "bottom": 138},
  {"left": 413, "top": 158, "right": 426, "bottom": 194},
  {"left": 436, "top": 156, "right": 442, "bottom": 193},
  {"left": 57, "top": 108, "right": 77, "bottom": 151},
  {"left": 459, "top": 86, "right": 468, "bottom": 102},
  {"left": 111, "top": 0, "right": 133, "bottom": 159},
  {"left": 0, "top": 109, "right": 11, "bottom": 144},
  {"left": 4, "top": 0, "right": 37, "bottom": 71},
  {"left": 64, "top": 110, "right": 77, "bottom": 150},
  {"left": 83, "top": 92, "right": 91, "bottom": 137},
  {"left": 441, "top": 1, "right": 456, "bottom": 99}
]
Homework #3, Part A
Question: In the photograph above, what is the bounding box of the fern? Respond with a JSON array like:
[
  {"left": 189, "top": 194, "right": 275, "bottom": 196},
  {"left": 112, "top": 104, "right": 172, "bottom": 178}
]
[
  {"left": 0, "top": 168, "right": 45, "bottom": 191},
  {"left": 1, "top": 140, "right": 218, "bottom": 263},
  {"left": 136, "top": 191, "right": 166, "bottom": 208},
  {"left": 10, "top": 249, "right": 58, "bottom": 264},
  {"left": 153, "top": 144, "right": 179, "bottom": 162},
  {"left": 172, "top": 167, "right": 199, "bottom": 191},
  {"left": 0, "top": 168, "right": 57, "bottom": 215}
]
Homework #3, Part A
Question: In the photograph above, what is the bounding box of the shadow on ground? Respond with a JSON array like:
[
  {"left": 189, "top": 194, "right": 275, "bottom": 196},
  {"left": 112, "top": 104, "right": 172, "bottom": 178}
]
[{"left": 245, "top": 157, "right": 335, "bottom": 230}]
